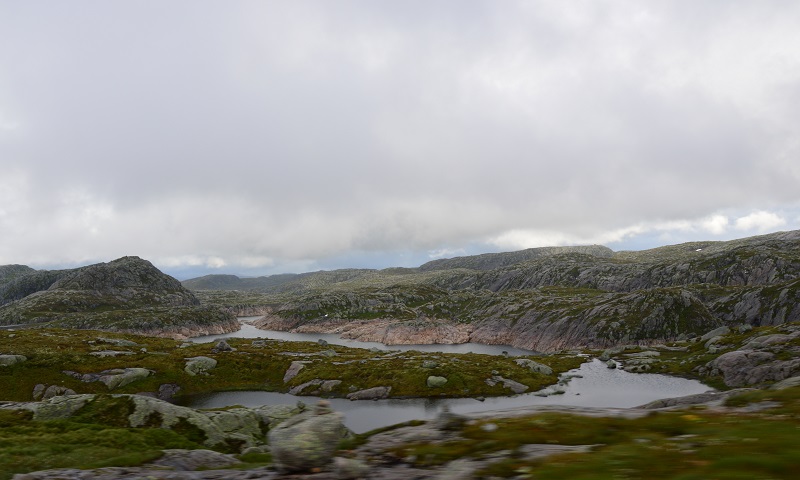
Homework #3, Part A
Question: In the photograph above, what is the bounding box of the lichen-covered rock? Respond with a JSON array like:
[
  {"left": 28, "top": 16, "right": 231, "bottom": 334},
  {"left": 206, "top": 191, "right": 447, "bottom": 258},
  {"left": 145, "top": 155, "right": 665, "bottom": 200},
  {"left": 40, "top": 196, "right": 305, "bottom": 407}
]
[
  {"left": 268, "top": 401, "right": 351, "bottom": 473},
  {"left": 427, "top": 376, "right": 448, "bottom": 388},
  {"left": 0, "top": 354, "right": 26, "bottom": 366},
  {"left": 283, "top": 360, "right": 308, "bottom": 383},
  {"left": 99, "top": 368, "right": 153, "bottom": 389},
  {"left": 515, "top": 358, "right": 553, "bottom": 375},
  {"left": 185, "top": 356, "right": 217, "bottom": 376}
]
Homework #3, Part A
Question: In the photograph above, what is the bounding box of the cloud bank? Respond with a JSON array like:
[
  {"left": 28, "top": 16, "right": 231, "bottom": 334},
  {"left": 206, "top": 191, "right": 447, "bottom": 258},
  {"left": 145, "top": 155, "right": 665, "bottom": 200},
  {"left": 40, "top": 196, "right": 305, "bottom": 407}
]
[{"left": 1, "top": 1, "right": 800, "bottom": 276}]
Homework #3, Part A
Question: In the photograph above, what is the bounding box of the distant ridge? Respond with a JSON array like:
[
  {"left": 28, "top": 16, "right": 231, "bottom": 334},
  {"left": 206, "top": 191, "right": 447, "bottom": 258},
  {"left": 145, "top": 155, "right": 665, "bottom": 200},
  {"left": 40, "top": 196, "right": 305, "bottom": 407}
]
[
  {"left": 419, "top": 245, "right": 614, "bottom": 272},
  {"left": 0, "top": 256, "right": 237, "bottom": 337}
]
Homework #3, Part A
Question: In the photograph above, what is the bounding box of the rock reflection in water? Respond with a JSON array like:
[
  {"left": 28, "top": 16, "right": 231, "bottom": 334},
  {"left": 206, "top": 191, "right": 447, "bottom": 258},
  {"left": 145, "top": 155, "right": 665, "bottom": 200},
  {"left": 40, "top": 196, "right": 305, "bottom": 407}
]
[{"left": 188, "top": 318, "right": 538, "bottom": 357}]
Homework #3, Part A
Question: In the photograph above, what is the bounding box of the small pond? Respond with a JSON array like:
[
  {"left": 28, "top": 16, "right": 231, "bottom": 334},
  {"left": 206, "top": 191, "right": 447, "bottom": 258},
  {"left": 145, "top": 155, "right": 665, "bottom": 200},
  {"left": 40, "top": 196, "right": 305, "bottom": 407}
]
[{"left": 186, "top": 320, "right": 713, "bottom": 433}]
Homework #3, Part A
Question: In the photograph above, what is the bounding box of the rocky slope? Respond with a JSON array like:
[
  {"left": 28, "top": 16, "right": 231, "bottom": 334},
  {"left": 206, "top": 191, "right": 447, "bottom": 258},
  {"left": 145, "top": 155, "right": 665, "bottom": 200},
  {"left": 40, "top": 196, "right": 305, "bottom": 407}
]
[
  {"left": 0, "top": 257, "right": 237, "bottom": 338},
  {"left": 193, "top": 230, "right": 800, "bottom": 352}
]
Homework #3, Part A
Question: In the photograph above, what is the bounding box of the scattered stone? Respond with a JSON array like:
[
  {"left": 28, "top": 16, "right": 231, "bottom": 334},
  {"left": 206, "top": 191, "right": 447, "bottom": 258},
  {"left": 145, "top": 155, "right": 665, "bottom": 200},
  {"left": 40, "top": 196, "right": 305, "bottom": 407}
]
[
  {"left": 251, "top": 339, "right": 267, "bottom": 347},
  {"left": 427, "top": 376, "right": 448, "bottom": 388},
  {"left": 515, "top": 358, "right": 553, "bottom": 375},
  {"left": 283, "top": 360, "right": 309, "bottom": 383},
  {"left": 422, "top": 360, "right": 439, "bottom": 369},
  {"left": 770, "top": 375, "right": 800, "bottom": 390},
  {"left": 318, "top": 339, "right": 329, "bottom": 346},
  {"left": 32, "top": 384, "right": 45, "bottom": 400},
  {"left": 0, "top": 354, "right": 27, "bottom": 367},
  {"left": 268, "top": 400, "right": 351, "bottom": 473},
  {"left": 184, "top": 356, "right": 218, "bottom": 376},
  {"left": 211, "top": 340, "right": 236, "bottom": 353},
  {"left": 320, "top": 349, "right": 338, "bottom": 357},
  {"left": 96, "top": 337, "right": 139, "bottom": 347},
  {"left": 157, "top": 383, "right": 181, "bottom": 401},
  {"left": 346, "top": 386, "right": 391, "bottom": 400},
  {"left": 42, "top": 385, "right": 77, "bottom": 399},
  {"left": 32, "top": 384, "right": 77, "bottom": 400},
  {"left": 606, "top": 359, "right": 617, "bottom": 369},
  {"left": 485, "top": 375, "right": 528, "bottom": 394},
  {"left": 700, "top": 326, "right": 730, "bottom": 342},
  {"left": 88, "top": 350, "right": 134, "bottom": 357}
]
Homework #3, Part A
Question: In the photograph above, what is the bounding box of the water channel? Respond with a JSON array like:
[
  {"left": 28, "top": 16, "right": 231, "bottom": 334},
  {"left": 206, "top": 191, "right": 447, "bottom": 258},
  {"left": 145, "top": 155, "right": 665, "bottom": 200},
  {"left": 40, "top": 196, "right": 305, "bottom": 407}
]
[{"left": 186, "top": 318, "right": 713, "bottom": 433}]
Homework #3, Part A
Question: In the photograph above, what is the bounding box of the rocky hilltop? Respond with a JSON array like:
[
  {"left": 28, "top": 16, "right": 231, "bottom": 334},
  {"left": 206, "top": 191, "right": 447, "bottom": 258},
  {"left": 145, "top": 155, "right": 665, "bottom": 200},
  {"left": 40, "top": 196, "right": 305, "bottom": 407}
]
[
  {"left": 189, "top": 230, "right": 800, "bottom": 352},
  {"left": 0, "top": 257, "right": 237, "bottom": 338}
]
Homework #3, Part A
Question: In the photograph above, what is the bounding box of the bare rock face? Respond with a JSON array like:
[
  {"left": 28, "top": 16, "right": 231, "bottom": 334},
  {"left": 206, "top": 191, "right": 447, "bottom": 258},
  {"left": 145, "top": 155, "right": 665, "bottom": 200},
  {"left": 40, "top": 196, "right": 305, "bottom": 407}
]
[
  {"left": 268, "top": 401, "right": 351, "bottom": 473},
  {"left": 706, "top": 350, "right": 800, "bottom": 387}
]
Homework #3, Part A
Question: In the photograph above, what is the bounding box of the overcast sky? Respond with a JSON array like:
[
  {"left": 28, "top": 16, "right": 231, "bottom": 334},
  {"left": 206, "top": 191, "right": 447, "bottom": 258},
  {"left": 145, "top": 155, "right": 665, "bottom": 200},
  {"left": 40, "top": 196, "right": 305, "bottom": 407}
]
[{"left": 2, "top": 1, "right": 800, "bottom": 279}]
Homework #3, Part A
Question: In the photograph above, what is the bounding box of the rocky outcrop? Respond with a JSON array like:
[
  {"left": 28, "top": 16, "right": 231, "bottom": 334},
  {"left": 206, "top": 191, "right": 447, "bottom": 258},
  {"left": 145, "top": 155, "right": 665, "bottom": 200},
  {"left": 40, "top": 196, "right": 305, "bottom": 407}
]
[
  {"left": 1, "top": 394, "right": 301, "bottom": 451},
  {"left": 698, "top": 325, "right": 800, "bottom": 387},
  {"left": 0, "top": 257, "right": 238, "bottom": 337}
]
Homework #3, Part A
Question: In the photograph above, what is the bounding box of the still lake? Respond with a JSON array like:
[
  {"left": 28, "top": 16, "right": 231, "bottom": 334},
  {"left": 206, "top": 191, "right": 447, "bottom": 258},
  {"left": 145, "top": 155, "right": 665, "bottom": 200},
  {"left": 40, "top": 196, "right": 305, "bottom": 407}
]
[{"left": 186, "top": 318, "right": 712, "bottom": 433}]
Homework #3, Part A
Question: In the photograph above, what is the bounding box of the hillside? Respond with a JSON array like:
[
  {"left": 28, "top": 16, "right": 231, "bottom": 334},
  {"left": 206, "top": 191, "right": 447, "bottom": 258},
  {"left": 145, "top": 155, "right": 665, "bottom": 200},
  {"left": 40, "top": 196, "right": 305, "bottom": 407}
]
[
  {"left": 0, "top": 256, "right": 237, "bottom": 338},
  {"left": 187, "top": 230, "right": 800, "bottom": 352}
]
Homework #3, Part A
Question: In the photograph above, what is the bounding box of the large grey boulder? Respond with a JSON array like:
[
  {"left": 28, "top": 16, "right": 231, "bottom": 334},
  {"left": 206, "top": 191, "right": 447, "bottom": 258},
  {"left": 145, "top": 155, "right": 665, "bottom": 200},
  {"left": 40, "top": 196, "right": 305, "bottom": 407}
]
[
  {"left": 427, "top": 376, "right": 448, "bottom": 388},
  {"left": 0, "top": 354, "right": 26, "bottom": 366},
  {"left": 185, "top": 356, "right": 217, "bottom": 376},
  {"left": 268, "top": 401, "right": 351, "bottom": 473}
]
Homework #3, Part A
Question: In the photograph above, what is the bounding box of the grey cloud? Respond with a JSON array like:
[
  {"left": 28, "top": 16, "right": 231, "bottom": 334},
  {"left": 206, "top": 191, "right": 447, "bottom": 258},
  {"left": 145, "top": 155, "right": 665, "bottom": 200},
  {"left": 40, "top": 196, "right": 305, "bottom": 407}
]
[{"left": 2, "top": 1, "right": 800, "bottom": 272}]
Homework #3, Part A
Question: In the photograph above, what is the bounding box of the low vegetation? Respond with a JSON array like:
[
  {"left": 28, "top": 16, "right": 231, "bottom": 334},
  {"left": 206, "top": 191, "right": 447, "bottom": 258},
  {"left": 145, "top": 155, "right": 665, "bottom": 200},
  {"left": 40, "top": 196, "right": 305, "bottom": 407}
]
[
  {"left": 387, "top": 386, "right": 800, "bottom": 479},
  {"left": 0, "top": 328, "right": 583, "bottom": 402}
]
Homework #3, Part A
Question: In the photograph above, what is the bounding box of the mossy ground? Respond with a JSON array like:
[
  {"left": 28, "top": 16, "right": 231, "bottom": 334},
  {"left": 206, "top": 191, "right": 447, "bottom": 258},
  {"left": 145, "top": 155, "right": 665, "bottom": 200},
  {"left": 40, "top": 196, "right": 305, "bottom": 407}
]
[
  {"left": 0, "top": 408, "right": 202, "bottom": 480},
  {"left": 0, "top": 328, "right": 583, "bottom": 402},
  {"left": 388, "top": 386, "right": 800, "bottom": 479}
]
